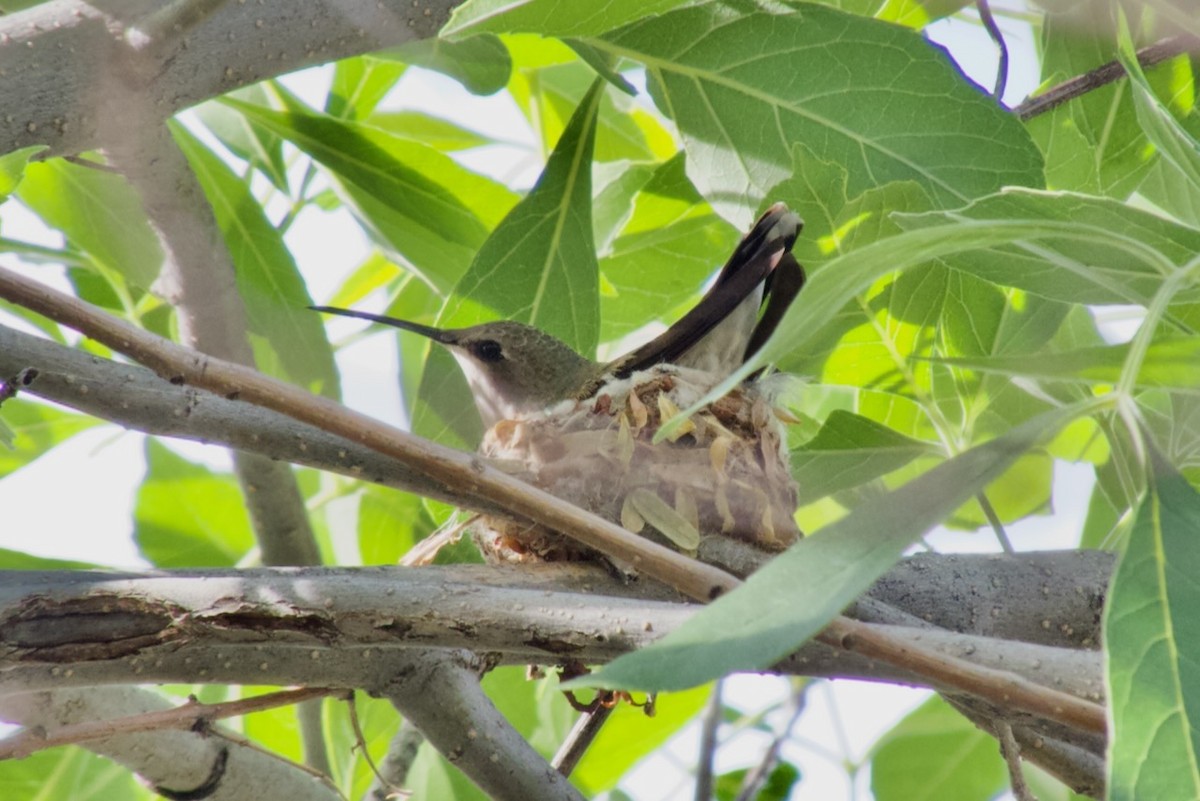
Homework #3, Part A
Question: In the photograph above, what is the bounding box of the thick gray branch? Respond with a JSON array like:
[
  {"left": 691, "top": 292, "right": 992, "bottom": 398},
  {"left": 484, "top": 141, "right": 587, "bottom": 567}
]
[
  {"left": 0, "top": 686, "right": 342, "bottom": 801},
  {"left": 380, "top": 650, "right": 586, "bottom": 801},
  {"left": 0, "top": 562, "right": 1105, "bottom": 696},
  {"left": 0, "top": 0, "right": 460, "bottom": 159},
  {"left": 0, "top": 322, "right": 476, "bottom": 509}
]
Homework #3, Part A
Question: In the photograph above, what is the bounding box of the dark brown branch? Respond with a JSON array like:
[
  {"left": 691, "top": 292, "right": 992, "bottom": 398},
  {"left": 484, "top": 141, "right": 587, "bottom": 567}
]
[
  {"left": 0, "top": 687, "right": 343, "bottom": 801},
  {"left": 0, "top": 687, "right": 336, "bottom": 759},
  {"left": 1015, "top": 35, "right": 1199, "bottom": 120},
  {"left": 552, "top": 705, "right": 615, "bottom": 777},
  {"left": 821, "top": 617, "right": 1107, "bottom": 734}
]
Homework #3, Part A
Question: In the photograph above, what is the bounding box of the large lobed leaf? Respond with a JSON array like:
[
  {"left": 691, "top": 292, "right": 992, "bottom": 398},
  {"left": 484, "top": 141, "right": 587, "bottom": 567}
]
[{"left": 591, "top": 2, "right": 1044, "bottom": 224}]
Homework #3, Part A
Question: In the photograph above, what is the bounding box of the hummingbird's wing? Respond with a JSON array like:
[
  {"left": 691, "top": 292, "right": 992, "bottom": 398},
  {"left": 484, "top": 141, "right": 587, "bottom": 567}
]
[
  {"left": 605, "top": 202, "right": 804, "bottom": 380},
  {"left": 744, "top": 250, "right": 806, "bottom": 363}
]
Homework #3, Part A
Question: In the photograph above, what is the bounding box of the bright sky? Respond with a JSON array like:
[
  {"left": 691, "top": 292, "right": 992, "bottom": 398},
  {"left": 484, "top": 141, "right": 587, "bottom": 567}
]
[{"left": 0, "top": 4, "right": 1098, "bottom": 799}]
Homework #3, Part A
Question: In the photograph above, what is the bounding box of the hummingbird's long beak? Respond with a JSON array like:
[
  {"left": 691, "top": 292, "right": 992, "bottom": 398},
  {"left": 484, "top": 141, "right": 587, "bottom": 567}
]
[{"left": 309, "top": 306, "right": 458, "bottom": 345}]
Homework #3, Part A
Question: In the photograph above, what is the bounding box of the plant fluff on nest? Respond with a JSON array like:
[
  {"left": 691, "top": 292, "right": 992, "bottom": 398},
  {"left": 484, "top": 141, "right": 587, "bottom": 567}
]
[{"left": 476, "top": 366, "right": 801, "bottom": 566}]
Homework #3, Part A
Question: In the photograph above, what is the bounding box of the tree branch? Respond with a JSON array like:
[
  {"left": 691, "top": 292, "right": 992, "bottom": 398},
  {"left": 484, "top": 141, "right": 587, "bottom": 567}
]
[
  {"left": 0, "top": 687, "right": 343, "bottom": 801},
  {"left": 0, "top": 266, "right": 742, "bottom": 603},
  {"left": 0, "top": 687, "right": 335, "bottom": 759},
  {"left": 0, "top": 564, "right": 1104, "bottom": 713},
  {"left": 1014, "top": 35, "right": 1199, "bottom": 120},
  {"left": 0, "top": 322, "right": 484, "bottom": 511},
  {"left": 0, "top": 0, "right": 461, "bottom": 159},
  {"left": 379, "top": 650, "right": 586, "bottom": 801}
]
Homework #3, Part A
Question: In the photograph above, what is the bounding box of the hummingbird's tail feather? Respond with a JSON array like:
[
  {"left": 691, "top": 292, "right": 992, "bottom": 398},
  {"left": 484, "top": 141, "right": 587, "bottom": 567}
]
[
  {"left": 744, "top": 251, "right": 806, "bottom": 363},
  {"left": 309, "top": 306, "right": 457, "bottom": 344},
  {"left": 606, "top": 202, "right": 803, "bottom": 379}
]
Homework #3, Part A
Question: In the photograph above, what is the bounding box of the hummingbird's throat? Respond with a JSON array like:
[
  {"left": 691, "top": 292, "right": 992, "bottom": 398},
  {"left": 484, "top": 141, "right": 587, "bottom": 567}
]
[{"left": 450, "top": 352, "right": 524, "bottom": 427}]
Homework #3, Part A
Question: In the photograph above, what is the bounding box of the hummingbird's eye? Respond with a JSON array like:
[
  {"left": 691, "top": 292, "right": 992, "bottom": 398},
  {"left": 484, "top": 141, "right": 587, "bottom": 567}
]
[{"left": 472, "top": 340, "right": 504, "bottom": 363}]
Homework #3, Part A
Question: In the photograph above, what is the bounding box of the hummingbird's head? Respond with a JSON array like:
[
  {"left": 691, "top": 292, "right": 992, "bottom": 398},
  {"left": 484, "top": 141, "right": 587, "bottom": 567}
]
[{"left": 311, "top": 307, "right": 597, "bottom": 428}]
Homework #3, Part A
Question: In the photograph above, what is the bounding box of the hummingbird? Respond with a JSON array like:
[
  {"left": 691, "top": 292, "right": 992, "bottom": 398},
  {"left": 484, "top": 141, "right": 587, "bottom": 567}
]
[{"left": 312, "top": 203, "right": 804, "bottom": 429}]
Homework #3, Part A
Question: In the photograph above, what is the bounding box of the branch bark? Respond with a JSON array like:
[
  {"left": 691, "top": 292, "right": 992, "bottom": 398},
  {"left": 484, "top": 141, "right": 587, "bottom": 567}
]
[
  {"left": 0, "top": 561, "right": 1105, "bottom": 702},
  {"left": 0, "top": 0, "right": 461, "bottom": 159},
  {"left": 0, "top": 266, "right": 742, "bottom": 602},
  {"left": 0, "top": 686, "right": 342, "bottom": 801}
]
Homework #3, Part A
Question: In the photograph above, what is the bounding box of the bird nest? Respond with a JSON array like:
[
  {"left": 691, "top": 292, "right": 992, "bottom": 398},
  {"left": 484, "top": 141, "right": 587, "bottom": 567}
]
[{"left": 476, "top": 366, "right": 801, "bottom": 565}]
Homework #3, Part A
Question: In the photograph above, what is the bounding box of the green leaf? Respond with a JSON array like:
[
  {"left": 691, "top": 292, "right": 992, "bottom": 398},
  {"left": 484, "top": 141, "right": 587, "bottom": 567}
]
[
  {"left": 357, "top": 486, "right": 435, "bottom": 565},
  {"left": 1025, "top": 4, "right": 1158, "bottom": 198},
  {"left": 594, "top": 2, "right": 1043, "bottom": 223},
  {"left": 366, "top": 110, "right": 491, "bottom": 151},
  {"left": 736, "top": 203, "right": 1163, "bottom": 392},
  {"left": 18, "top": 158, "right": 163, "bottom": 290},
  {"left": 229, "top": 96, "right": 518, "bottom": 292},
  {"left": 715, "top": 762, "right": 801, "bottom": 801},
  {"left": 1117, "top": 28, "right": 1200, "bottom": 226},
  {"left": 441, "top": 78, "right": 604, "bottom": 349},
  {"left": 869, "top": 696, "right": 1006, "bottom": 801},
  {"left": 444, "top": 0, "right": 691, "bottom": 38},
  {"left": 0, "top": 399, "right": 100, "bottom": 478},
  {"left": 0, "top": 744, "right": 146, "bottom": 801},
  {"left": 134, "top": 440, "right": 255, "bottom": 567},
  {"left": 482, "top": 667, "right": 574, "bottom": 758},
  {"left": 932, "top": 336, "right": 1200, "bottom": 393},
  {"left": 1138, "top": 153, "right": 1200, "bottom": 227},
  {"left": 875, "top": 0, "right": 973, "bottom": 27},
  {"left": 407, "top": 742, "right": 489, "bottom": 801},
  {"left": 0, "top": 546, "right": 101, "bottom": 570},
  {"left": 572, "top": 402, "right": 1087, "bottom": 692},
  {"left": 564, "top": 38, "right": 637, "bottom": 95},
  {"left": 791, "top": 411, "right": 939, "bottom": 503},
  {"left": 0, "top": 145, "right": 45, "bottom": 199},
  {"left": 195, "top": 85, "right": 290, "bottom": 193},
  {"left": 1105, "top": 444, "right": 1200, "bottom": 798},
  {"left": 514, "top": 59, "right": 671, "bottom": 163},
  {"left": 172, "top": 123, "right": 340, "bottom": 396},
  {"left": 893, "top": 189, "right": 1193, "bottom": 307},
  {"left": 327, "top": 55, "right": 407, "bottom": 119},
  {"left": 598, "top": 154, "right": 739, "bottom": 342},
  {"left": 413, "top": 80, "right": 604, "bottom": 445},
  {"left": 573, "top": 685, "right": 711, "bottom": 793},
  {"left": 383, "top": 34, "right": 512, "bottom": 96}
]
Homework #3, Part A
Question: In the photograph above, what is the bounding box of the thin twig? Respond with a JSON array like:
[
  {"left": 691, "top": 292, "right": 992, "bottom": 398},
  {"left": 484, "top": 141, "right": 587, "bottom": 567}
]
[
  {"left": 399, "top": 513, "right": 480, "bottom": 566},
  {"left": 996, "top": 721, "right": 1036, "bottom": 801},
  {"left": 977, "top": 0, "right": 1008, "bottom": 100},
  {"left": 0, "top": 687, "right": 336, "bottom": 759},
  {"left": 552, "top": 704, "right": 615, "bottom": 777},
  {"left": 821, "top": 617, "right": 1107, "bottom": 734},
  {"left": 366, "top": 720, "right": 424, "bottom": 800},
  {"left": 694, "top": 680, "right": 724, "bottom": 801},
  {"left": 977, "top": 492, "right": 1014, "bottom": 554},
  {"left": 0, "top": 265, "right": 741, "bottom": 604},
  {"left": 347, "top": 692, "right": 403, "bottom": 799},
  {"left": 735, "top": 681, "right": 809, "bottom": 801},
  {"left": 1015, "top": 35, "right": 1199, "bottom": 120}
]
